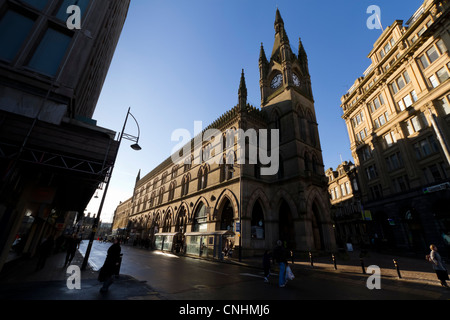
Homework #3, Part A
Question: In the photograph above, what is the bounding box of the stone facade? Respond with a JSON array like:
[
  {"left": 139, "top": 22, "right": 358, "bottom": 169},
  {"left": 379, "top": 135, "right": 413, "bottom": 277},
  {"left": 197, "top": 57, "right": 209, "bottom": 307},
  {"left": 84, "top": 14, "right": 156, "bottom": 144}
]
[
  {"left": 340, "top": 0, "right": 450, "bottom": 253},
  {"left": 114, "top": 10, "right": 336, "bottom": 257}
]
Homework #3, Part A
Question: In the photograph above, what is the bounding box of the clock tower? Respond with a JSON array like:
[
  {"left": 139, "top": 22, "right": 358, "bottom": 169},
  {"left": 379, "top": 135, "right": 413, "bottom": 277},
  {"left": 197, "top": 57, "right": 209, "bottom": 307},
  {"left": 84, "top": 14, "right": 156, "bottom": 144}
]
[
  {"left": 259, "top": 9, "right": 313, "bottom": 107},
  {"left": 256, "top": 9, "right": 333, "bottom": 252}
]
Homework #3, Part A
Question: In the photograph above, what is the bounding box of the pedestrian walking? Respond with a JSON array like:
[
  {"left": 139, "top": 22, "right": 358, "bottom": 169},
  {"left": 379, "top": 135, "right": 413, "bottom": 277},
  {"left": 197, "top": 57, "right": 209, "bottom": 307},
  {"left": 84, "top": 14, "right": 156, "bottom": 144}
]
[
  {"left": 35, "top": 235, "right": 54, "bottom": 271},
  {"left": 98, "top": 238, "right": 122, "bottom": 293},
  {"left": 427, "top": 244, "right": 449, "bottom": 287},
  {"left": 262, "top": 250, "right": 271, "bottom": 283},
  {"left": 273, "top": 240, "right": 288, "bottom": 287},
  {"left": 63, "top": 233, "right": 78, "bottom": 267}
]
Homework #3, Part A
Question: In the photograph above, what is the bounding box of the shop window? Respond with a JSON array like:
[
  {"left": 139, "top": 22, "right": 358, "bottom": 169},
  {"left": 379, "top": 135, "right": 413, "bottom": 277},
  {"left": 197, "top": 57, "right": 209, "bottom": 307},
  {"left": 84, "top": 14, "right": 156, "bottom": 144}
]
[{"left": 0, "top": 10, "right": 35, "bottom": 62}]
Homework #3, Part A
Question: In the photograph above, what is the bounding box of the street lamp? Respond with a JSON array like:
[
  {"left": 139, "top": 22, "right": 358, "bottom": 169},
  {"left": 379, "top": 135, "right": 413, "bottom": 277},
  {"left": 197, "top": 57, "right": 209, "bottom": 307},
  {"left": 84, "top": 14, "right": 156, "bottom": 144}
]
[{"left": 81, "top": 107, "right": 141, "bottom": 270}]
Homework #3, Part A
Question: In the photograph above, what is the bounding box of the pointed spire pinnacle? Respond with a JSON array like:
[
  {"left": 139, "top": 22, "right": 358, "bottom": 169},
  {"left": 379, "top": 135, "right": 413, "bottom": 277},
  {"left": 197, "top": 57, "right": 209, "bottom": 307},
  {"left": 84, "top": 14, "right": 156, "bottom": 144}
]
[
  {"left": 135, "top": 169, "right": 141, "bottom": 183},
  {"left": 298, "top": 37, "right": 307, "bottom": 58},
  {"left": 275, "top": 8, "right": 284, "bottom": 26},
  {"left": 238, "top": 69, "right": 247, "bottom": 111},
  {"left": 259, "top": 42, "right": 268, "bottom": 64}
]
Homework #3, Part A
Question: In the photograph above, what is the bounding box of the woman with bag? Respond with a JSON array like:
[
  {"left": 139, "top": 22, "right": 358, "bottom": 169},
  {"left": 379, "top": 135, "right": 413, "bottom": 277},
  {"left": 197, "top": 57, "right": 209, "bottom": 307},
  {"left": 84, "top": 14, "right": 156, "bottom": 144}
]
[{"left": 428, "top": 244, "right": 449, "bottom": 287}]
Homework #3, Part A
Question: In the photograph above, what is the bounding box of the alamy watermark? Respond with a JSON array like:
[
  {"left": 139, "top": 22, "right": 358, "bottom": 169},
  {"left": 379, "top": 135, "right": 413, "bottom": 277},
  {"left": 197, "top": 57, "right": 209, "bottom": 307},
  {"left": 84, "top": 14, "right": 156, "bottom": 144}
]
[
  {"left": 66, "top": 265, "right": 81, "bottom": 290},
  {"left": 66, "top": 5, "right": 81, "bottom": 30},
  {"left": 366, "top": 265, "right": 381, "bottom": 290},
  {"left": 171, "top": 121, "right": 280, "bottom": 176},
  {"left": 367, "top": 5, "right": 383, "bottom": 30}
]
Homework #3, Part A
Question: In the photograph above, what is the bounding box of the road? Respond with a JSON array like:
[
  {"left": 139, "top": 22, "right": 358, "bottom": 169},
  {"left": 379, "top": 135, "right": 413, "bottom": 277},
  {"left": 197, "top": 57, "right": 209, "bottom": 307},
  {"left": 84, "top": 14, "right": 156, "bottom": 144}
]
[{"left": 79, "top": 240, "right": 450, "bottom": 300}]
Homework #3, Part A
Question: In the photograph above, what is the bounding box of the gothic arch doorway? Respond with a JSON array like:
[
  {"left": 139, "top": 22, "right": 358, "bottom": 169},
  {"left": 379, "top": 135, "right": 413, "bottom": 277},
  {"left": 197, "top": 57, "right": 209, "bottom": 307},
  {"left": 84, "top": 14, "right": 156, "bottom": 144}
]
[
  {"left": 279, "top": 200, "right": 295, "bottom": 249},
  {"left": 312, "top": 202, "right": 324, "bottom": 251}
]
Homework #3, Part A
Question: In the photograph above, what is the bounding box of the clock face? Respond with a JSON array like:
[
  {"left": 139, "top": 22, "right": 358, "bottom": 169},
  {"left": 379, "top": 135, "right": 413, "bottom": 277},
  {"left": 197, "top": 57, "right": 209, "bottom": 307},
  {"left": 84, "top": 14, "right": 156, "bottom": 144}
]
[
  {"left": 293, "top": 73, "right": 301, "bottom": 87},
  {"left": 270, "top": 73, "right": 283, "bottom": 89}
]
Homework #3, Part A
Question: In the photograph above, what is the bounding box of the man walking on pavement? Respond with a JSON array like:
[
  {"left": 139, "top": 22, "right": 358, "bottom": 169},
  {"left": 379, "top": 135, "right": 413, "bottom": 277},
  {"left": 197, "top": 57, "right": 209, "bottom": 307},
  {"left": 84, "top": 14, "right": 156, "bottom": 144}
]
[
  {"left": 273, "top": 240, "right": 288, "bottom": 287},
  {"left": 63, "top": 233, "right": 79, "bottom": 267},
  {"left": 98, "top": 238, "right": 122, "bottom": 293}
]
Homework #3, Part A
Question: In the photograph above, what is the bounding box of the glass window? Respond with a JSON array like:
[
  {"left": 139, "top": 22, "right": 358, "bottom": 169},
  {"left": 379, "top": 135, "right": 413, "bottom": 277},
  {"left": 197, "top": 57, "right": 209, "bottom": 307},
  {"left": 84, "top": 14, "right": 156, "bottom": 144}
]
[
  {"left": 411, "top": 116, "right": 422, "bottom": 132},
  {"left": 418, "top": 27, "right": 426, "bottom": 37},
  {"left": 403, "top": 94, "right": 413, "bottom": 108},
  {"left": 411, "top": 90, "right": 418, "bottom": 102},
  {"left": 397, "top": 76, "right": 406, "bottom": 90},
  {"left": 440, "top": 97, "right": 450, "bottom": 115},
  {"left": 398, "top": 100, "right": 405, "bottom": 111},
  {"left": 56, "top": 0, "right": 90, "bottom": 21},
  {"left": 403, "top": 71, "right": 411, "bottom": 84},
  {"left": 192, "top": 203, "right": 207, "bottom": 232},
  {"left": 22, "top": 0, "right": 48, "bottom": 10},
  {"left": 385, "top": 133, "right": 393, "bottom": 146},
  {"left": 436, "top": 67, "right": 449, "bottom": 83},
  {"left": 27, "top": 28, "right": 72, "bottom": 76},
  {"left": 427, "top": 46, "right": 439, "bottom": 64},
  {"left": 340, "top": 184, "right": 346, "bottom": 196},
  {"left": 391, "top": 82, "right": 399, "bottom": 94},
  {"left": 345, "top": 182, "right": 351, "bottom": 194},
  {"left": 420, "top": 55, "right": 430, "bottom": 69},
  {"left": 0, "top": 10, "right": 35, "bottom": 61},
  {"left": 406, "top": 121, "right": 414, "bottom": 135},
  {"left": 374, "top": 118, "right": 380, "bottom": 129},
  {"left": 437, "top": 39, "right": 447, "bottom": 54},
  {"left": 429, "top": 74, "right": 439, "bottom": 88},
  {"left": 374, "top": 97, "right": 381, "bottom": 109}
]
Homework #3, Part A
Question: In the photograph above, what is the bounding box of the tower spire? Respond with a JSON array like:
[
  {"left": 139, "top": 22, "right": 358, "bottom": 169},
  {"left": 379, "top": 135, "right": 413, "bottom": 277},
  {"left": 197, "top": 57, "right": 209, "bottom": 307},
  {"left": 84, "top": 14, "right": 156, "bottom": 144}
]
[{"left": 238, "top": 69, "right": 247, "bottom": 111}]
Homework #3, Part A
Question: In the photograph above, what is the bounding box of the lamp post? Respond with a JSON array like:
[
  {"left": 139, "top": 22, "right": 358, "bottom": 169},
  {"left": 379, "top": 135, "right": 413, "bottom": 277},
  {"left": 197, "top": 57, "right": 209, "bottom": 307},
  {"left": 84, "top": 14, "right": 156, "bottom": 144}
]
[{"left": 81, "top": 107, "right": 141, "bottom": 270}]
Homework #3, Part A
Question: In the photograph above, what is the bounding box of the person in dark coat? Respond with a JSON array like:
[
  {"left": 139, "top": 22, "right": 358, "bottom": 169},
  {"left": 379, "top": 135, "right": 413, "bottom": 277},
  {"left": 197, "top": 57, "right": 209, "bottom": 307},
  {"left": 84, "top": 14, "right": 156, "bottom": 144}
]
[
  {"left": 63, "top": 233, "right": 78, "bottom": 267},
  {"left": 99, "top": 238, "right": 122, "bottom": 293},
  {"left": 273, "top": 240, "right": 288, "bottom": 287},
  {"left": 35, "top": 235, "right": 54, "bottom": 271}
]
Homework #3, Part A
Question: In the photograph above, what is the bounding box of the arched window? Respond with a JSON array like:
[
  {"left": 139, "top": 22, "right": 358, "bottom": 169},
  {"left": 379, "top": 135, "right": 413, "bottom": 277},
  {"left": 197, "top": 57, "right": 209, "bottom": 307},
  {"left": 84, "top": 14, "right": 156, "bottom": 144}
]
[
  {"left": 181, "top": 174, "right": 190, "bottom": 196},
  {"left": 197, "top": 166, "right": 208, "bottom": 190},
  {"left": 192, "top": 202, "right": 207, "bottom": 232},
  {"left": 168, "top": 181, "right": 176, "bottom": 201},
  {"left": 175, "top": 206, "right": 187, "bottom": 233},
  {"left": 162, "top": 212, "right": 172, "bottom": 233},
  {"left": 220, "top": 199, "right": 234, "bottom": 231},
  {"left": 251, "top": 200, "right": 265, "bottom": 239},
  {"left": 158, "top": 187, "right": 164, "bottom": 205}
]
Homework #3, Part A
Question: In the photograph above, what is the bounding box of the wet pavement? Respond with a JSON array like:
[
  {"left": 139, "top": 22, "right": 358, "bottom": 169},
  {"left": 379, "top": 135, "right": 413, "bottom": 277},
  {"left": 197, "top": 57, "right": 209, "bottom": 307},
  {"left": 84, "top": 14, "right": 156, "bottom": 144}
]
[{"left": 1, "top": 241, "right": 449, "bottom": 304}]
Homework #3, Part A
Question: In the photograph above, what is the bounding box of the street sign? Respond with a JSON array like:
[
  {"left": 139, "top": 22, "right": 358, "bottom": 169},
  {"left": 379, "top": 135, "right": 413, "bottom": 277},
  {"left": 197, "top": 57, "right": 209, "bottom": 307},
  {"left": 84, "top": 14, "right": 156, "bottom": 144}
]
[{"left": 235, "top": 222, "right": 240, "bottom": 233}]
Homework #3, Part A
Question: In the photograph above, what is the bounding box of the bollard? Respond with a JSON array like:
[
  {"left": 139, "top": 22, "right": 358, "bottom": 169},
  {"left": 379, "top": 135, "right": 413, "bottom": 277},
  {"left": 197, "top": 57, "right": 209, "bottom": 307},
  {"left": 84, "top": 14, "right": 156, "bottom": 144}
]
[
  {"left": 360, "top": 258, "right": 366, "bottom": 274},
  {"left": 393, "top": 259, "right": 402, "bottom": 279},
  {"left": 332, "top": 254, "right": 337, "bottom": 270},
  {"left": 309, "top": 252, "right": 314, "bottom": 267}
]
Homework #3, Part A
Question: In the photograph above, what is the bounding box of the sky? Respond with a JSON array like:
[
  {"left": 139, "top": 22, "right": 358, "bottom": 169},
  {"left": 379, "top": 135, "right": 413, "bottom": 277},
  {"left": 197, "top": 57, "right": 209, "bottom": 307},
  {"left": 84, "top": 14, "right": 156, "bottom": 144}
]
[{"left": 85, "top": 0, "right": 424, "bottom": 224}]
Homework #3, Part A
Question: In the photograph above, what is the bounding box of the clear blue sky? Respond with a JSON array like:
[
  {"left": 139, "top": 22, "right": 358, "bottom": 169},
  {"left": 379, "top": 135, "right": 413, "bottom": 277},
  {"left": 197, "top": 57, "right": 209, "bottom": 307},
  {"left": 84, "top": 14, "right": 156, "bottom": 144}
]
[{"left": 86, "top": 0, "right": 424, "bottom": 223}]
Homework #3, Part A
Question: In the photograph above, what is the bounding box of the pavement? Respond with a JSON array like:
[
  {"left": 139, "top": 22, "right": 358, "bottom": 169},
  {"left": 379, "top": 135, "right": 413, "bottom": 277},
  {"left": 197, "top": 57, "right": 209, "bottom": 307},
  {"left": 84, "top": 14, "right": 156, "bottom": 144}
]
[{"left": 0, "top": 242, "right": 449, "bottom": 302}]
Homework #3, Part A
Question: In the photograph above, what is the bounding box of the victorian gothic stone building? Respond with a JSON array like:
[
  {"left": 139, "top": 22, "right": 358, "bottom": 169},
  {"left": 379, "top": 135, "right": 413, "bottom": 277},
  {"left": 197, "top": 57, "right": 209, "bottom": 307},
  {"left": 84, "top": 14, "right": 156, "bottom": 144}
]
[{"left": 113, "top": 10, "right": 336, "bottom": 258}]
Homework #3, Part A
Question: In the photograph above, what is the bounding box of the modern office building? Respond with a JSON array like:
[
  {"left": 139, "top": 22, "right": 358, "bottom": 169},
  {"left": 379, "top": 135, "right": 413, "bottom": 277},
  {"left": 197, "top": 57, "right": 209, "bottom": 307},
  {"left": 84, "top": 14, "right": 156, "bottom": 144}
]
[
  {"left": 116, "top": 10, "right": 336, "bottom": 259},
  {"left": 0, "top": 0, "right": 130, "bottom": 270},
  {"left": 340, "top": 0, "right": 450, "bottom": 253}
]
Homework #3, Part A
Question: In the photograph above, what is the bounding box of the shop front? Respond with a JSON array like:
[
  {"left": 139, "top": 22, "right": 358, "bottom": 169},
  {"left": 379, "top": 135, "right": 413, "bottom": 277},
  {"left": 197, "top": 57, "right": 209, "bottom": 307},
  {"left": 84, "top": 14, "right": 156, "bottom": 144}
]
[
  {"left": 154, "top": 232, "right": 182, "bottom": 252},
  {"left": 184, "top": 230, "right": 235, "bottom": 260}
]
